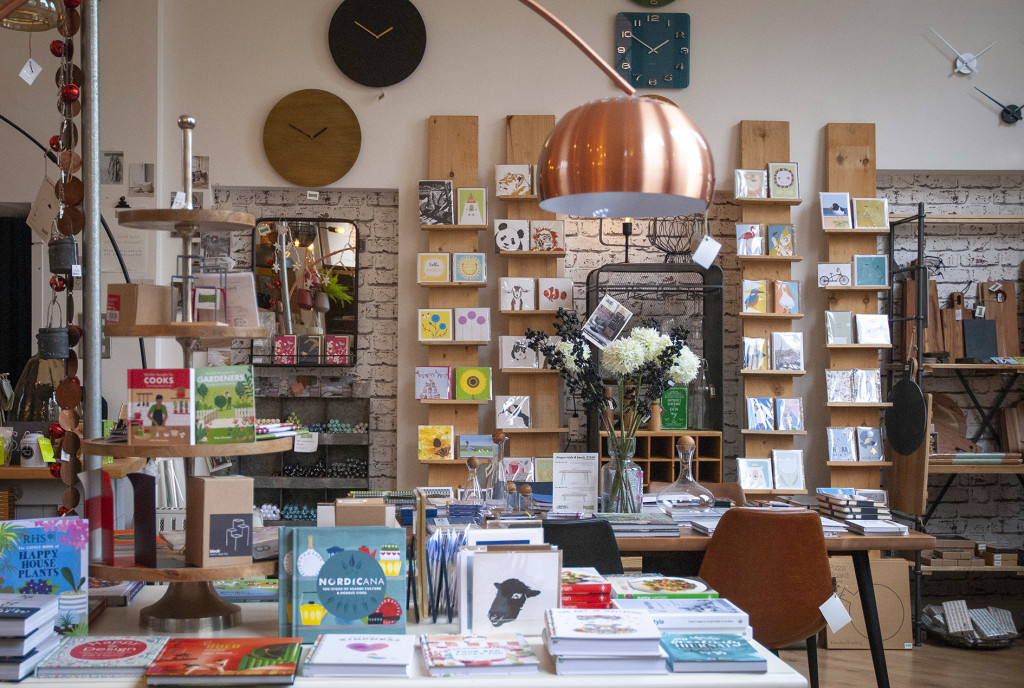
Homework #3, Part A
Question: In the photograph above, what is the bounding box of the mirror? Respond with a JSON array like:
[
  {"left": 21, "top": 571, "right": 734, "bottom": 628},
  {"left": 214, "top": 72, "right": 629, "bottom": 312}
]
[{"left": 253, "top": 217, "right": 358, "bottom": 365}]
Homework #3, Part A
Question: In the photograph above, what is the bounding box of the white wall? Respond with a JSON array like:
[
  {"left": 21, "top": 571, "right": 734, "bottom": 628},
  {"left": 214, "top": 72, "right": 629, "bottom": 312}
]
[{"left": 2, "top": 0, "right": 1022, "bottom": 487}]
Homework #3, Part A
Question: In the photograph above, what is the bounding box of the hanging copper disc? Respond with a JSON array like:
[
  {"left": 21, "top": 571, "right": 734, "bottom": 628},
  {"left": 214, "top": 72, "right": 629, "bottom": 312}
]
[
  {"left": 62, "top": 486, "right": 80, "bottom": 510},
  {"left": 55, "top": 64, "right": 83, "bottom": 89},
  {"left": 55, "top": 176, "right": 84, "bottom": 206},
  {"left": 60, "top": 431, "right": 80, "bottom": 459},
  {"left": 57, "top": 120, "right": 78, "bottom": 150},
  {"left": 59, "top": 408, "right": 80, "bottom": 432},
  {"left": 65, "top": 351, "right": 79, "bottom": 378},
  {"left": 65, "top": 292, "right": 75, "bottom": 318},
  {"left": 58, "top": 97, "right": 81, "bottom": 118},
  {"left": 56, "top": 206, "right": 83, "bottom": 236},
  {"left": 58, "top": 151, "right": 82, "bottom": 173},
  {"left": 55, "top": 377, "right": 82, "bottom": 408},
  {"left": 60, "top": 454, "right": 82, "bottom": 485},
  {"left": 58, "top": 9, "right": 80, "bottom": 37}
]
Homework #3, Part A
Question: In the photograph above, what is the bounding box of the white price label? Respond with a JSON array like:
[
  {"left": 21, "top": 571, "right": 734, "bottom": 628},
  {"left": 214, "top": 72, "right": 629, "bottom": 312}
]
[
  {"left": 71, "top": 265, "right": 82, "bottom": 277},
  {"left": 692, "top": 235, "right": 722, "bottom": 269},
  {"left": 306, "top": 190, "right": 320, "bottom": 200},
  {"left": 19, "top": 58, "right": 42, "bottom": 85},
  {"left": 819, "top": 593, "right": 852, "bottom": 633},
  {"left": 170, "top": 191, "right": 187, "bottom": 209},
  {"left": 292, "top": 432, "right": 319, "bottom": 453}
]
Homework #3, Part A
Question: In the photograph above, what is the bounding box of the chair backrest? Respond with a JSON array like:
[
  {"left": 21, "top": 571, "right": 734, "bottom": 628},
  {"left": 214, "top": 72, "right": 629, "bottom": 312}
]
[
  {"left": 541, "top": 518, "right": 624, "bottom": 574},
  {"left": 701, "top": 482, "right": 747, "bottom": 505},
  {"left": 698, "top": 508, "right": 832, "bottom": 649}
]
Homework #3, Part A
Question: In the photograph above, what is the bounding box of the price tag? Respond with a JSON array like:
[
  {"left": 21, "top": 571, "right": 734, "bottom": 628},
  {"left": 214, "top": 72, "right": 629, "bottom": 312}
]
[
  {"left": 292, "top": 432, "right": 319, "bottom": 453},
  {"left": 38, "top": 437, "right": 55, "bottom": 463},
  {"left": 974, "top": 305, "right": 986, "bottom": 318},
  {"left": 306, "top": 190, "right": 320, "bottom": 200},
  {"left": 692, "top": 235, "right": 722, "bottom": 269},
  {"left": 819, "top": 593, "right": 852, "bottom": 633},
  {"left": 170, "top": 191, "right": 187, "bottom": 209},
  {"left": 19, "top": 58, "right": 42, "bottom": 85},
  {"left": 71, "top": 264, "right": 82, "bottom": 277}
]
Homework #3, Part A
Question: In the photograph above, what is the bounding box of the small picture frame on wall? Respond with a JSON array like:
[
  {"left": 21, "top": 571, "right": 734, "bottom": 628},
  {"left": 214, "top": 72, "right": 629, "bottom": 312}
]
[
  {"left": 767, "top": 162, "right": 800, "bottom": 199},
  {"left": 853, "top": 254, "right": 888, "bottom": 287},
  {"left": 819, "top": 192, "right": 852, "bottom": 230},
  {"left": 852, "top": 198, "right": 889, "bottom": 229},
  {"left": 734, "top": 169, "right": 768, "bottom": 199}
]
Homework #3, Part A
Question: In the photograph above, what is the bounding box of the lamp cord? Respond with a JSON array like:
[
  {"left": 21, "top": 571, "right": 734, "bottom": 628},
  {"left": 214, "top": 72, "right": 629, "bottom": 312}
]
[{"left": 1, "top": 112, "right": 148, "bottom": 369}]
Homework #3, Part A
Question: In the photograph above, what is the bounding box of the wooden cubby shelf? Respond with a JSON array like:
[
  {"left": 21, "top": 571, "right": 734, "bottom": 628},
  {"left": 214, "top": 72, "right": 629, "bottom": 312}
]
[{"left": 599, "top": 431, "right": 723, "bottom": 486}]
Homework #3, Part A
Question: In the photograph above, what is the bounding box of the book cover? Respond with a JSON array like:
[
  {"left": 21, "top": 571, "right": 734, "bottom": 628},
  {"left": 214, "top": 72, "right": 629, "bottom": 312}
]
[
  {"left": 771, "top": 331, "right": 804, "bottom": 371},
  {"left": 496, "top": 395, "right": 531, "bottom": 429},
  {"left": 454, "top": 367, "right": 492, "bottom": 401},
  {"left": 296, "top": 334, "right": 322, "bottom": 365},
  {"left": 856, "top": 426, "right": 883, "bottom": 461},
  {"left": 537, "top": 278, "right": 573, "bottom": 310},
  {"left": 0, "top": 634, "right": 61, "bottom": 682},
  {"left": 826, "top": 369, "right": 854, "bottom": 403},
  {"left": 735, "top": 223, "right": 764, "bottom": 256},
  {"left": 500, "top": 335, "right": 539, "bottom": 369},
  {"left": 767, "top": 224, "right": 794, "bottom": 256},
  {"left": 193, "top": 365, "right": 256, "bottom": 444},
  {"left": 87, "top": 578, "right": 145, "bottom": 607},
  {"left": 606, "top": 575, "right": 718, "bottom": 599},
  {"left": 302, "top": 633, "right": 415, "bottom": 677},
  {"left": 0, "top": 594, "right": 58, "bottom": 637},
  {"left": 529, "top": 220, "right": 564, "bottom": 251},
  {"left": 417, "top": 252, "right": 449, "bottom": 283},
  {"left": 278, "top": 526, "right": 407, "bottom": 643},
  {"left": 825, "top": 310, "right": 854, "bottom": 344},
  {"left": 741, "top": 279, "right": 767, "bottom": 313},
  {"left": 495, "top": 164, "right": 532, "bottom": 198},
  {"left": 560, "top": 567, "right": 611, "bottom": 594},
  {"left": 0, "top": 625, "right": 56, "bottom": 658},
  {"left": 324, "top": 335, "right": 350, "bottom": 365},
  {"left": 36, "top": 636, "right": 169, "bottom": 677},
  {"left": 545, "top": 608, "right": 661, "bottom": 648},
  {"left": 457, "top": 434, "right": 494, "bottom": 460},
  {"left": 414, "top": 366, "right": 451, "bottom": 400},
  {"left": 773, "top": 280, "right": 799, "bottom": 314},
  {"left": 420, "top": 633, "right": 539, "bottom": 676},
  {"left": 745, "top": 397, "right": 774, "bottom": 431},
  {"left": 827, "top": 426, "right": 857, "bottom": 461},
  {"left": 418, "top": 308, "right": 453, "bottom": 341},
  {"left": 741, "top": 337, "right": 768, "bottom": 371},
  {"left": 212, "top": 578, "right": 279, "bottom": 603},
  {"left": 273, "top": 335, "right": 296, "bottom": 365},
  {"left": 126, "top": 368, "right": 195, "bottom": 444},
  {"left": 500, "top": 277, "right": 535, "bottom": 311},
  {"left": 459, "top": 548, "right": 560, "bottom": 636},
  {"left": 454, "top": 307, "right": 490, "bottom": 341},
  {"left": 457, "top": 187, "right": 486, "bottom": 225},
  {"left": 145, "top": 637, "right": 302, "bottom": 685},
  {"left": 737, "top": 458, "right": 773, "bottom": 490},
  {"left": 417, "top": 425, "right": 454, "bottom": 461},
  {"left": 614, "top": 597, "right": 749, "bottom": 629},
  {"left": 419, "top": 180, "right": 454, "bottom": 225},
  {"left": 493, "top": 219, "right": 529, "bottom": 251},
  {"left": 772, "top": 449, "right": 805, "bottom": 490},
  {"left": 660, "top": 633, "right": 767, "bottom": 673},
  {"left": 774, "top": 397, "right": 804, "bottom": 431},
  {"left": 452, "top": 252, "right": 487, "bottom": 283},
  {"left": 559, "top": 592, "right": 613, "bottom": 608},
  {"left": 0, "top": 518, "right": 89, "bottom": 635}
]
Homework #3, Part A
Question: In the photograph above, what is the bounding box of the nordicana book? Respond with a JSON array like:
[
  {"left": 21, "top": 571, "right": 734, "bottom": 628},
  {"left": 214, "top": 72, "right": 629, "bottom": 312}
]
[
  {"left": 278, "top": 526, "right": 407, "bottom": 643},
  {"left": 35, "top": 636, "right": 169, "bottom": 678},
  {"left": 193, "top": 365, "right": 256, "bottom": 444},
  {"left": 145, "top": 638, "right": 303, "bottom": 685},
  {"left": 301, "top": 633, "right": 415, "bottom": 678},
  {"left": 660, "top": 633, "right": 768, "bottom": 673}
]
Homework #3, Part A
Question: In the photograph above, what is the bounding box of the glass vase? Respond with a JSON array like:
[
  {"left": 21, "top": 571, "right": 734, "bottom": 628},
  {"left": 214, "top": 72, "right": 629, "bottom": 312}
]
[
  {"left": 687, "top": 357, "right": 711, "bottom": 430},
  {"left": 601, "top": 436, "right": 643, "bottom": 514},
  {"left": 656, "top": 436, "right": 715, "bottom": 511}
]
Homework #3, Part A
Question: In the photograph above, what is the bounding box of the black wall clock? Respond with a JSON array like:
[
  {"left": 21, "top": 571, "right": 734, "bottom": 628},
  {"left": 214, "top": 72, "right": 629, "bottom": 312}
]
[
  {"left": 328, "top": 0, "right": 427, "bottom": 87},
  {"left": 631, "top": 0, "right": 677, "bottom": 6},
  {"left": 615, "top": 12, "right": 690, "bottom": 89}
]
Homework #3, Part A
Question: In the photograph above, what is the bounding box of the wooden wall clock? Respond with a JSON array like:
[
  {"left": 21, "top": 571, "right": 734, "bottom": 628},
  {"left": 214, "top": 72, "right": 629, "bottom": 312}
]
[
  {"left": 615, "top": 11, "right": 690, "bottom": 89},
  {"left": 262, "top": 89, "right": 361, "bottom": 187},
  {"left": 328, "top": 0, "right": 427, "bottom": 87}
]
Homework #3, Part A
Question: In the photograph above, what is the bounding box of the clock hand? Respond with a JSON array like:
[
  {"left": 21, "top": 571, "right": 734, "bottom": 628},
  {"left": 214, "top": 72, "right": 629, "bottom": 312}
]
[
  {"left": 310, "top": 127, "right": 327, "bottom": 139},
  {"left": 631, "top": 35, "right": 659, "bottom": 53},
  {"left": 648, "top": 40, "right": 669, "bottom": 54},
  {"left": 975, "top": 86, "right": 1009, "bottom": 110},
  {"left": 288, "top": 123, "right": 313, "bottom": 139},
  {"left": 353, "top": 20, "right": 379, "bottom": 37},
  {"left": 929, "top": 27, "right": 964, "bottom": 59},
  {"left": 375, "top": 26, "right": 393, "bottom": 38},
  {"left": 972, "top": 40, "right": 997, "bottom": 59}
]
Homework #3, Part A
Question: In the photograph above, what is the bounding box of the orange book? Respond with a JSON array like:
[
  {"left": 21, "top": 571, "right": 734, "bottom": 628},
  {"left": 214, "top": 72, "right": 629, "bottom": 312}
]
[{"left": 145, "top": 638, "right": 302, "bottom": 685}]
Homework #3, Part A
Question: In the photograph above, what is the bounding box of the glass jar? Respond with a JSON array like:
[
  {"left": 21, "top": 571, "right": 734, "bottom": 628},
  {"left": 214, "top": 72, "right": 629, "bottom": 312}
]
[
  {"left": 600, "top": 436, "right": 643, "bottom": 513},
  {"left": 687, "top": 357, "right": 711, "bottom": 430}
]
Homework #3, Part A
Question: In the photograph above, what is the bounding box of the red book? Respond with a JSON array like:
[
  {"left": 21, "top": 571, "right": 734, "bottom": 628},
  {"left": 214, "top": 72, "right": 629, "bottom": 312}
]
[
  {"left": 561, "top": 599, "right": 616, "bottom": 610},
  {"left": 145, "top": 637, "right": 302, "bottom": 685},
  {"left": 561, "top": 591, "right": 613, "bottom": 606},
  {"left": 560, "top": 567, "right": 612, "bottom": 594}
]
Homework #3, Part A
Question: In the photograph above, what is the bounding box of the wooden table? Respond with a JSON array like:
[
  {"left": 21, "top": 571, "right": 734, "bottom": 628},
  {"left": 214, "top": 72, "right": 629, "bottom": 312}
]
[{"left": 616, "top": 528, "right": 935, "bottom": 688}]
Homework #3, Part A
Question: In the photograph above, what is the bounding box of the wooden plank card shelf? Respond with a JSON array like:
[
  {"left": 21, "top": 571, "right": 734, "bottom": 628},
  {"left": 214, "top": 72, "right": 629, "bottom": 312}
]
[{"left": 419, "top": 224, "right": 487, "bottom": 231}]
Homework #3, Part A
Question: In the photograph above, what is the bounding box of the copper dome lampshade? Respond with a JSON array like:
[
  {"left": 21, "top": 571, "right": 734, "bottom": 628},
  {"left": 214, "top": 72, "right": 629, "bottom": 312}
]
[{"left": 520, "top": 0, "right": 715, "bottom": 219}]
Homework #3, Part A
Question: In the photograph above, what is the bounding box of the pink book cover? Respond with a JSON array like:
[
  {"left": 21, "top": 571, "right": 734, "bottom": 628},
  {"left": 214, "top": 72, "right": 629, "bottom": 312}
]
[
  {"left": 325, "top": 335, "right": 350, "bottom": 364},
  {"left": 274, "top": 335, "right": 296, "bottom": 365}
]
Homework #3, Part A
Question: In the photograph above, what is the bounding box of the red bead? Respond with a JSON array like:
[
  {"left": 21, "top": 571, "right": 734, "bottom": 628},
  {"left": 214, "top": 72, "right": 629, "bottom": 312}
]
[
  {"left": 69, "top": 376, "right": 79, "bottom": 385},
  {"left": 48, "top": 423, "right": 65, "bottom": 441},
  {"left": 267, "top": 259, "right": 274, "bottom": 266},
  {"left": 49, "top": 135, "right": 61, "bottom": 152},
  {"left": 50, "top": 275, "right": 66, "bottom": 292},
  {"left": 269, "top": 298, "right": 276, "bottom": 305},
  {"left": 63, "top": 0, "right": 80, "bottom": 7},
  {"left": 49, "top": 40, "right": 65, "bottom": 57},
  {"left": 57, "top": 506, "right": 70, "bottom": 516},
  {"left": 61, "top": 84, "right": 79, "bottom": 103},
  {"left": 49, "top": 462, "right": 63, "bottom": 479},
  {"left": 272, "top": 280, "right": 280, "bottom": 288}
]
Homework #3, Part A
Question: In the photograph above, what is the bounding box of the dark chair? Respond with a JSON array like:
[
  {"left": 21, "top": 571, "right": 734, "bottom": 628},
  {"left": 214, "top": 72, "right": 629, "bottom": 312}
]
[
  {"left": 698, "top": 508, "right": 832, "bottom": 688},
  {"left": 541, "top": 518, "right": 624, "bottom": 574}
]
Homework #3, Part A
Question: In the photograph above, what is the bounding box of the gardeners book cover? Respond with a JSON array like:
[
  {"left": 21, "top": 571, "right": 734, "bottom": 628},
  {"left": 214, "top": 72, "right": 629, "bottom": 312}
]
[
  {"left": 0, "top": 518, "right": 89, "bottom": 635},
  {"left": 193, "top": 365, "right": 256, "bottom": 444}
]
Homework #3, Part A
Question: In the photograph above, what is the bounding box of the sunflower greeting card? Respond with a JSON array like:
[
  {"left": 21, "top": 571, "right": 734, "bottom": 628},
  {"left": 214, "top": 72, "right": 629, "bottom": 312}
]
[
  {"left": 454, "top": 367, "right": 492, "bottom": 401},
  {"left": 418, "top": 425, "right": 455, "bottom": 461}
]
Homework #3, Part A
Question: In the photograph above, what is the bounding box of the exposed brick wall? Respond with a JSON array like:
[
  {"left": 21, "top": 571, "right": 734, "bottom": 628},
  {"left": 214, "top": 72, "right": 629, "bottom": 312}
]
[{"left": 212, "top": 186, "right": 399, "bottom": 489}]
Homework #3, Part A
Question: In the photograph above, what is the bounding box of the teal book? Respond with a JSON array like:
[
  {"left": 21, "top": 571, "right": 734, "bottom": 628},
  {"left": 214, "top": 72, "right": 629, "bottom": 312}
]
[
  {"left": 193, "top": 365, "right": 256, "bottom": 444},
  {"left": 278, "top": 526, "right": 407, "bottom": 642},
  {"left": 661, "top": 633, "right": 768, "bottom": 673},
  {"left": 0, "top": 518, "right": 90, "bottom": 635}
]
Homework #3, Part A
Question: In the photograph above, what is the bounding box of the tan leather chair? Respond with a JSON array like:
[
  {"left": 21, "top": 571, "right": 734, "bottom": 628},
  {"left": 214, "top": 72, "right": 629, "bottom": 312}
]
[{"left": 698, "top": 508, "right": 832, "bottom": 688}]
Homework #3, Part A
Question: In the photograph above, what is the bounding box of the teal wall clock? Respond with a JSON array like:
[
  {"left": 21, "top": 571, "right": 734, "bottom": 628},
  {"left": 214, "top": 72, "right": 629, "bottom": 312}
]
[{"left": 614, "top": 12, "right": 690, "bottom": 89}]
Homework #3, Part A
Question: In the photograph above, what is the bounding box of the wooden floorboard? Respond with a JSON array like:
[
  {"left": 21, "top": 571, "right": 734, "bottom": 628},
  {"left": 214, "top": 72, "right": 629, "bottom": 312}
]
[{"left": 779, "top": 640, "right": 1024, "bottom": 687}]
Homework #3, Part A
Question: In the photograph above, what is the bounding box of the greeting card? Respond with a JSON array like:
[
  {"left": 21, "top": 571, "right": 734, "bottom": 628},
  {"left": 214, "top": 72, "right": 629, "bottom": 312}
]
[
  {"left": 735, "top": 170, "right": 767, "bottom": 199},
  {"left": 418, "top": 309, "right": 452, "bottom": 341},
  {"left": 496, "top": 395, "right": 532, "bottom": 429},
  {"left": 325, "top": 335, "right": 351, "bottom": 365},
  {"left": 771, "top": 331, "right": 804, "bottom": 371},
  {"left": 772, "top": 450, "right": 805, "bottom": 490},
  {"left": 819, "top": 192, "right": 852, "bottom": 230},
  {"left": 494, "top": 219, "right": 529, "bottom": 251},
  {"left": 501, "top": 335, "right": 538, "bottom": 369},
  {"left": 419, "top": 180, "right": 454, "bottom": 225},
  {"left": 856, "top": 426, "right": 883, "bottom": 461},
  {"left": 746, "top": 397, "right": 774, "bottom": 431},
  {"left": 742, "top": 337, "right": 768, "bottom": 371},
  {"left": 454, "top": 367, "right": 492, "bottom": 401},
  {"left": 735, "top": 224, "right": 764, "bottom": 256},
  {"left": 500, "top": 277, "right": 536, "bottom": 311},
  {"left": 773, "top": 280, "right": 799, "bottom": 314},
  {"left": 529, "top": 220, "right": 564, "bottom": 251},
  {"left": 775, "top": 397, "right": 804, "bottom": 431},
  {"left": 452, "top": 253, "right": 487, "bottom": 283},
  {"left": 457, "top": 187, "right": 486, "bottom": 225},
  {"left": 418, "top": 425, "right": 455, "bottom": 461},
  {"left": 495, "top": 164, "right": 532, "bottom": 197},
  {"left": 826, "top": 369, "right": 854, "bottom": 403},
  {"left": 825, "top": 310, "right": 854, "bottom": 345},
  {"left": 827, "top": 427, "right": 857, "bottom": 462},
  {"left": 742, "top": 279, "right": 768, "bottom": 313},
  {"left": 767, "top": 224, "right": 794, "bottom": 256},
  {"left": 454, "top": 307, "right": 490, "bottom": 341},
  {"left": 274, "top": 335, "right": 296, "bottom": 365},
  {"left": 418, "top": 253, "right": 450, "bottom": 283},
  {"left": 538, "top": 278, "right": 573, "bottom": 310},
  {"left": 415, "top": 366, "right": 451, "bottom": 400},
  {"left": 737, "top": 458, "right": 773, "bottom": 489}
]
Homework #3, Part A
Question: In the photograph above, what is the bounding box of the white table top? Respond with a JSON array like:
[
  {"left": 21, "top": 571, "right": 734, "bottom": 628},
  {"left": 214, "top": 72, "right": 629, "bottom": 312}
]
[{"left": 24, "top": 587, "right": 807, "bottom": 688}]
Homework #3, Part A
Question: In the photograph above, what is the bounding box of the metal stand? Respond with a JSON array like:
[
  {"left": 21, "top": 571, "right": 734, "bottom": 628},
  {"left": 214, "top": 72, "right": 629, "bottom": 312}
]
[{"left": 139, "top": 581, "right": 241, "bottom": 632}]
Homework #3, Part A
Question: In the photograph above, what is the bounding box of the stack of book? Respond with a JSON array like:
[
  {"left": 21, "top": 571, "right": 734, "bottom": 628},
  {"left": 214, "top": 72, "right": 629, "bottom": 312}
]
[
  {"left": 660, "top": 633, "right": 768, "bottom": 674},
  {"left": 88, "top": 579, "right": 146, "bottom": 607},
  {"left": 35, "top": 636, "right": 169, "bottom": 678},
  {"left": 447, "top": 501, "right": 485, "bottom": 525},
  {"left": 0, "top": 594, "right": 62, "bottom": 681},
  {"left": 614, "top": 597, "right": 752, "bottom": 638},
  {"left": 543, "top": 608, "right": 666, "bottom": 675},
  {"left": 598, "top": 512, "right": 680, "bottom": 537},
  {"left": 419, "top": 634, "right": 539, "bottom": 677},
  {"left": 607, "top": 574, "right": 719, "bottom": 600},
  {"left": 560, "top": 567, "right": 613, "bottom": 609},
  {"left": 301, "top": 634, "right": 415, "bottom": 678},
  {"left": 845, "top": 519, "right": 908, "bottom": 535},
  {"left": 817, "top": 492, "right": 891, "bottom": 521}
]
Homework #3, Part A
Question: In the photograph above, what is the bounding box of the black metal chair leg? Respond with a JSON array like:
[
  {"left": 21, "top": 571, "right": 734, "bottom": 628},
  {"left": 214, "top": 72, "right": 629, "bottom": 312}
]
[{"left": 806, "top": 634, "right": 819, "bottom": 688}]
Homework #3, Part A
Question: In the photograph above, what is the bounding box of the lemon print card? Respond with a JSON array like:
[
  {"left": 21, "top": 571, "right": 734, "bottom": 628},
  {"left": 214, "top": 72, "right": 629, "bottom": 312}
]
[
  {"left": 418, "top": 309, "right": 452, "bottom": 341},
  {"left": 454, "top": 367, "right": 492, "bottom": 401},
  {"left": 852, "top": 197, "right": 889, "bottom": 229},
  {"left": 452, "top": 252, "right": 486, "bottom": 283},
  {"left": 418, "top": 425, "right": 454, "bottom": 461}
]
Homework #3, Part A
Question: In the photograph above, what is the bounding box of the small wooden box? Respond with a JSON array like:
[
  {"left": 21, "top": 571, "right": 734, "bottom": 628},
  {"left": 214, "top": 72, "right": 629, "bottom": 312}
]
[{"left": 185, "top": 475, "right": 254, "bottom": 568}]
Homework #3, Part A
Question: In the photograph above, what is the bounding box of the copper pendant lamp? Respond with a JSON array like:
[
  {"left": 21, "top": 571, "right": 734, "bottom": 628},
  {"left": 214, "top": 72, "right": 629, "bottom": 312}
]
[{"left": 519, "top": 0, "right": 714, "bottom": 219}]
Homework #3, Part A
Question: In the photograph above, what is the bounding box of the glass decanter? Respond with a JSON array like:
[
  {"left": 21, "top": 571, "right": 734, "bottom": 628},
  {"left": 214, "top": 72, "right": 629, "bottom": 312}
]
[{"left": 656, "top": 435, "right": 715, "bottom": 512}]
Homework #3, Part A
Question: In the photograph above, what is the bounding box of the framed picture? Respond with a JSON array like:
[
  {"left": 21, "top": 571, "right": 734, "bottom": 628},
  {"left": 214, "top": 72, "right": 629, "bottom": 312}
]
[
  {"left": 735, "top": 169, "right": 767, "bottom": 199},
  {"left": 852, "top": 197, "right": 889, "bottom": 229},
  {"left": 419, "top": 180, "right": 454, "bottom": 225},
  {"left": 771, "top": 331, "right": 804, "bottom": 371},
  {"left": 529, "top": 220, "right": 564, "bottom": 251},
  {"left": 581, "top": 294, "right": 633, "bottom": 349},
  {"left": 767, "top": 224, "right": 794, "bottom": 256},
  {"left": 736, "top": 223, "right": 764, "bottom": 256},
  {"left": 418, "top": 308, "right": 453, "bottom": 342},
  {"left": 746, "top": 396, "right": 775, "bottom": 431},
  {"left": 737, "top": 457, "right": 773, "bottom": 490},
  {"left": 817, "top": 262, "right": 852, "bottom": 287},
  {"left": 855, "top": 313, "right": 891, "bottom": 345},
  {"left": 853, "top": 254, "right": 888, "bottom": 287},
  {"left": 767, "top": 162, "right": 800, "bottom": 200},
  {"left": 496, "top": 395, "right": 532, "bottom": 429},
  {"left": 495, "top": 164, "right": 532, "bottom": 197},
  {"left": 772, "top": 449, "right": 805, "bottom": 490},
  {"left": 775, "top": 397, "right": 804, "bottom": 431},
  {"left": 417, "top": 252, "right": 450, "bottom": 283},
  {"left": 825, "top": 310, "right": 854, "bottom": 345},
  {"left": 500, "top": 335, "right": 539, "bottom": 369},
  {"left": 826, "top": 369, "right": 854, "bottom": 403},
  {"left": 456, "top": 187, "right": 486, "bottom": 225},
  {"left": 494, "top": 219, "right": 529, "bottom": 251},
  {"left": 742, "top": 337, "right": 769, "bottom": 371},
  {"left": 819, "top": 192, "right": 852, "bottom": 230}
]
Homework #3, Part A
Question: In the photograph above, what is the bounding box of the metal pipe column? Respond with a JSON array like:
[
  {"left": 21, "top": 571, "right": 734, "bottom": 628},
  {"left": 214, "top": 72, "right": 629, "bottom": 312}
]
[{"left": 81, "top": 0, "right": 101, "bottom": 468}]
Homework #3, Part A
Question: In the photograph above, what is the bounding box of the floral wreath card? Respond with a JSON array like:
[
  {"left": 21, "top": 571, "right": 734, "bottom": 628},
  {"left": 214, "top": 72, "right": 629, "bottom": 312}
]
[
  {"left": 495, "top": 164, "right": 532, "bottom": 198},
  {"left": 767, "top": 162, "right": 800, "bottom": 199},
  {"left": 772, "top": 449, "right": 805, "bottom": 490},
  {"left": 735, "top": 169, "right": 767, "bottom": 199},
  {"left": 454, "top": 307, "right": 490, "bottom": 341},
  {"left": 452, "top": 253, "right": 487, "bottom": 283},
  {"left": 494, "top": 219, "right": 529, "bottom": 251},
  {"left": 456, "top": 187, "right": 486, "bottom": 225},
  {"left": 537, "top": 278, "right": 573, "bottom": 310},
  {"left": 529, "top": 220, "right": 564, "bottom": 252},
  {"left": 419, "top": 309, "right": 452, "bottom": 342},
  {"left": 819, "top": 192, "right": 852, "bottom": 230},
  {"left": 852, "top": 198, "right": 889, "bottom": 229},
  {"left": 737, "top": 458, "right": 773, "bottom": 490}
]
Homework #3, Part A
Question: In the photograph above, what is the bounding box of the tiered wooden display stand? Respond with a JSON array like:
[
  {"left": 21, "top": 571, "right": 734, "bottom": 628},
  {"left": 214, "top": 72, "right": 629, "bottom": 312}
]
[
  {"left": 824, "top": 124, "right": 891, "bottom": 489},
  {"left": 84, "top": 208, "right": 280, "bottom": 631},
  {"left": 736, "top": 120, "right": 806, "bottom": 497},
  {"left": 498, "top": 115, "right": 567, "bottom": 460},
  {"left": 419, "top": 116, "right": 488, "bottom": 489}
]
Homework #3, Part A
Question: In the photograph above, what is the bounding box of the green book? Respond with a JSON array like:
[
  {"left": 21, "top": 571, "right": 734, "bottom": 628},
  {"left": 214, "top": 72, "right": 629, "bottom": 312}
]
[
  {"left": 193, "top": 365, "right": 256, "bottom": 444},
  {"left": 661, "top": 633, "right": 767, "bottom": 673}
]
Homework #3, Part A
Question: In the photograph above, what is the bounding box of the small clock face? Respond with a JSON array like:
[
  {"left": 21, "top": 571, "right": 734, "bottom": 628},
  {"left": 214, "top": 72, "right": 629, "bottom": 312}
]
[
  {"left": 329, "top": 0, "right": 427, "bottom": 88},
  {"left": 631, "top": 0, "right": 677, "bottom": 6},
  {"left": 614, "top": 12, "right": 690, "bottom": 89}
]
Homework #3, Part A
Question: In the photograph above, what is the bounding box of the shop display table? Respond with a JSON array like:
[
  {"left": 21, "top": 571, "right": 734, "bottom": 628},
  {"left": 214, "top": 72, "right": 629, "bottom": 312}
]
[{"left": 22, "top": 586, "right": 807, "bottom": 688}]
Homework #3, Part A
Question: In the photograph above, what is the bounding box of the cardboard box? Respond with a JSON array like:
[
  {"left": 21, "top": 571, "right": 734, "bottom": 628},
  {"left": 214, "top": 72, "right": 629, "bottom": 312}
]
[
  {"left": 934, "top": 547, "right": 972, "bottom": 560},
  {"left": 823, "top": 557, "right": 913, "bottom": 650},
  {"left": 185, "top": 475, "right": 254, "bottom": 568},
  {"left": 931, "top": 536, "right": 975, "bottom": 550},
  {"left": 334, "top": 498, "right": 397, "bottom": 527},
  {"left": 106, "top": 284, "right": 172, "bottom": 326},
  {"left": 983, "top": 551, "right": 1018, "bottom": 566},
  {"left": 922, "top": 555, "right": 951, "bottom": 567}
]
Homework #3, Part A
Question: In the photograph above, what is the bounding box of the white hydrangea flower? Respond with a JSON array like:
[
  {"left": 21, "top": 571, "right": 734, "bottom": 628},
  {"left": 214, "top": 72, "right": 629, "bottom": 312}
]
[
  {"left": 555, "top": 339, "right": 587, "bottom": 373},
  {"left": 629, "top": 327, "right": 671, "bottom": 363},
  {"left": 668, "top": 346, "right": 700, "bottom": 385},
  {"left": 603, "top": 337, "right": 645, "bottom": 376}
]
